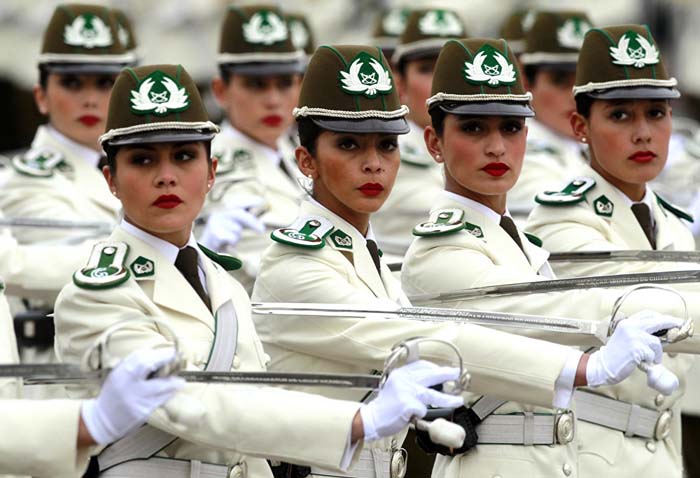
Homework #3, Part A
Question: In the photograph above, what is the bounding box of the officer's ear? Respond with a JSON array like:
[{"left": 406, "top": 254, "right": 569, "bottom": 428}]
[
  {"left": 424, "top": 125, "right": 444, "bottom": 164},
  {"left": 33, "top": 84, "right": 49, "bottom": 116},
  {"left": 570, "top": 112, "right": 589, "bottom": 145},
  {"left": 295, "top": 145, "right": 318, "bottom": 179},
  {"left": 210, "top": 76, "right": 229, "bottom": 108},
  {"left": 103, "top": 163, "right": 118, "bottom": 198}
]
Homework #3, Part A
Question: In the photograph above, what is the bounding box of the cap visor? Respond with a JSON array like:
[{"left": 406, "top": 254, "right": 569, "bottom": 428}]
[
  {"left": 586, "top": 86, "right": 680, "bottom": 100},
  {"left": 106, "top": 130, "right": 217, "bottom": 147},
  {"left": 222, "top": 61, "right": 305, "bottom": 76},
  {"left": 43, "top": 62, "right": 128, "bottom": 74},
  {"left": 309, "top": 116, "right": 410, "bottom": 134},
  {"left": 437, "top": 101, "right": 534, "bottom": 117}
]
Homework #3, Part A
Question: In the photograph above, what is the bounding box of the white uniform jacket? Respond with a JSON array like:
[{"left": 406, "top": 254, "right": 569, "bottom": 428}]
[
  {"left": 371, "top": 120, "right": 443, "bottom": 257},
  {"left": 527, "top": 166, "right": 698, "bottom": 477},
  {"left": 54, "top": 225, "right": 363, "bottom": 477},
  {"left": 207, "top": 122, "right": 303, "bottom": 289},
  {"left": 0, "top": 125, "right": 119, "bottom": 244}
]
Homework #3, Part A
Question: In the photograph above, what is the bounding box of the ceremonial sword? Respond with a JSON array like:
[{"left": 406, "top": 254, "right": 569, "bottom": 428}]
[{"left": 0, "top": 217, "right": 113, "bottom": 231}]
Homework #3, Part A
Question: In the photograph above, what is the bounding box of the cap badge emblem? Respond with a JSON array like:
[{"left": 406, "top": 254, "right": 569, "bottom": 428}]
[
  {"left": 289, "top": 19, "right": 310, "bottom": 50},
  {"left": 382, "top": 9, "right": 409, "bottom": 36},
  {"left": 464, "top": 44, "right": 517, "bottom": 87},
  {"left": 610, "top": 31, "right": 659, "bottom": 69},
  {"left": 130, "top": 70, "right": 189, "bottom": 116},
  {"left": 63, "top": 13, "right": 113, "bottom": 49},
  {"left": 340, "top": 52, "right": 393, "bottom": 98},
  {"left": 243, "top": 11, "right": 288, "bottom": 45},
  {"left": 557, "top": 18, "right": 591, "bottom": 49},
  {"left": 418, "top": 10, "right": 463, "bottom": 36},
  {"left": 117, "top": 23, "right": 130, "bottom": 48}
]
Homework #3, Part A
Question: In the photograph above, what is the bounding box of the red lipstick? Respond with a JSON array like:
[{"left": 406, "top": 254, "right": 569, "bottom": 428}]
[
  {"left": 153, "top": 194, "right": 183, "bottom": 209},
  {"left": 628, "top": 151, "right": 656, "bottom": 163},
  {"left": 482, "top": 162, "right": 510, "bottom": 177},
  {"left": 262, "top": 115, "right": 282, "bottom": 127},
  {"left": 78, "top": 115, "right": 100, "bottom": 127},
  {"left": 358, "top": 183, "right": 384, "bottom": 197}
]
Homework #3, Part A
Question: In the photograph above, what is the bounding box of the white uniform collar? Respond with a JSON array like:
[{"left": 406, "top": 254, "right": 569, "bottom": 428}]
[
  {"left": 307, "top": 196, "right": 377, "bottom": 241},
  {"left": 442, "top": 191, "right": 510, "bottom": 225},
  {"left": 607, "top": 182, "right": 655, "bottom": 209},
  {"left": 120, "top": 219, "right": 206, "bottom": 268},
  {"left": 45, "top": 125, "right": 102, "bottom": 168},
  {"left": 220, "top": 121, "right": 281, "bottom": 167}
]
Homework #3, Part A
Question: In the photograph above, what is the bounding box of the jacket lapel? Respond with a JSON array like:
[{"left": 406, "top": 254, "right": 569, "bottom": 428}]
[{"left": 651, "top": 196, "right": 675, "bottom": 251}]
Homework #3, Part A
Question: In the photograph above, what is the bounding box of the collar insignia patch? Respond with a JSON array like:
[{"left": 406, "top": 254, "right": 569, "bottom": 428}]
[
  {"left": 63, "top": 13, "right": 113, "bottom": 49},
  {"left": 130, "top": 70, "right": 189, "bottom": 116},
  {"left": 330, "top": 229, "right": 353, "bottom": 249},
  {"left": 243, "top": 11, "right": 288, "bottom": 45},
  {"left": 418, "top": 10, "right": 463, "bottom": 36},
  {"left": 464, "top": 222, "right": 484, "bottom": 238},
  {"left": 130, "top": 256, "right": 155, "bottom": 278},
  {"left": 340, "top": 52, "right": 393, "bottom": 98},
  {"left": 464, "top": 44, "right": 517, "bottom": 87},
  {"left": 609, "top": 31, "right": 659, "bottom": 69},
  {"left": 594, "top": 194, "right": 614, "bottom": 217}
]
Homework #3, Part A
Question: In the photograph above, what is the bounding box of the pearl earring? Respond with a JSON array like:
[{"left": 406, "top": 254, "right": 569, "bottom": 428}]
[
  {"left": 581, "top": 137, "right": 588, "bottom": 143},
  {"left": 435, "top": 154, "right": 441, "bottom": 160}
]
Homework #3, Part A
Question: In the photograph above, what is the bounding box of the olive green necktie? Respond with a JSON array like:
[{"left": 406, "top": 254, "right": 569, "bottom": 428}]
[
  {"left": 499, "top": 215, "right": 525, "bottom": 255},
  {"left": 175, "top": 246, "right": 212, "bottom": 312},
  {"left": 631, "top": 203, "right": 656, "bottom": 249},
  {"left": 365, "top": 239, "right": 382, "bottom": 274}
]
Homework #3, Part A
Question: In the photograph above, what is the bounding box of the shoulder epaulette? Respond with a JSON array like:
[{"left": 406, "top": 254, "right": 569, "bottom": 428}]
[
  {"left": 526, "top": 140, "right": 561, "bottom": 156},
  {"left": 271, "top": 215, "right": 334, "bottom": 249},
  {"left": 524, "top": 232, "right": 543, "bottom": 248},
  {"left": 214, "top": 147, "right": 255, "bottom": 176},
  {"left": 400, "top": 144, "right": 433, "bottom": 168},
  {"left": 656, "top": 194, "right": 694, "bottom": 223},
  {"left": 535, "top": 177, "right": 596, "bottom": 206},
  {"left": 413, "top": 209, "right": 465, "bottom": 237},
  {"left": 199, "top": 244, "right": 243, "bottom": 271},
  {"left": 12, "top": 149, "right": 67, "bottom": 177},
  {"left": 73, "top": 242, "right": 130, "bottom": 289}
]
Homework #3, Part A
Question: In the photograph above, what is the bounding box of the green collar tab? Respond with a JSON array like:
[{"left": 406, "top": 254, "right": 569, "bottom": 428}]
[
  {"left": 74, "top": 242, "right": 130, "bottom": 289},
  {"left": 464, "top": 222, "right": 485, "bottom": 239},
  {"left": 524, "top": 232, "right": 543, "bottom": 248},
  {"left": 271, "top": 216, "right": 334, "bottom": 249},
  {"left": 593, "top": 194, "right": 614, "bottom": 217},
  {"left": 199, "top": 244, "right": 242, "bottom": 271},
  {"left": 656, "top": 194, "right": 694, "bottom": 223},
  {"left": 130, "top": 256, "right": 155, "bottom": 278},
  {"left": 413, "top": 208, "right": 465, "bottom": 236},
  {"left": 535, "top": 177, "right": 596, "bottom": 206},
  {"left": 329, "top": 229, "right": 353, "bottom": 250}
]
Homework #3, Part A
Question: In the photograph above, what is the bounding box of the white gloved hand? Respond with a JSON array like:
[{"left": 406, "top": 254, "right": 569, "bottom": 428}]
[
  {"left": 81, "top": 348, "right": 185, "bottom": 445},
  {"left": 360, "top": 360, "right": 464, "bottom": 442},
  {"left": 199, "top": 197, "right": 266, "bottom": 251},
  {"left": 587, "top": 311, "right": 684, "bottom": 388}
]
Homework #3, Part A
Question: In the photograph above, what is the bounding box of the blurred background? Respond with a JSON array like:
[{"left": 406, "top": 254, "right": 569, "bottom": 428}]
[{"left": 1, "top": 0, "right": 699, "bottom": 153}]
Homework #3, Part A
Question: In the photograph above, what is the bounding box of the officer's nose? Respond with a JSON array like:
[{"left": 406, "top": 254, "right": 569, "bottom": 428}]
[
  {"left": 485, "top": 131, "right": 506, "bottom": 157},
  {"left": 154, "top": 158, "right": 178, "bottom": 187}
]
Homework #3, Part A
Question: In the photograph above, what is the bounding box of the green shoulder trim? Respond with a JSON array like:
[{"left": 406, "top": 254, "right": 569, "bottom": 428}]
[
  {"left": 656, "top": 194, "right": 694, "bottom": 223},
  {"left": 535, "top": 177, "right": 596, "bottom": 206},
  {"left": 12, "top": 149, "right": 67, "bottom": 177},
  {"left": 271, "top": 215, "right": 334, "bottom": 249},
  {"left": 73, "top": 242, "right": 130, "bottom": 290},
  {"left": 214, "top": 147, "right": 255, "bottom": 176},
  {"left": 523, "top": 232, "right": 543, "bottom": 248},
  {"left": 400, "top": 144, "right": 433, "bottom": 168},
  {"left": 198, "top": 244, "right": 243, "bottom": 271},
  {"left": 413, "top": 209, "right": 465, "bottom": 237}
]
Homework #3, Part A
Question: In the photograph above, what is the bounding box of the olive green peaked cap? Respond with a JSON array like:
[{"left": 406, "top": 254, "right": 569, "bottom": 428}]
[
  {"left": 286, "top": 13, "right": 315, "bottom": 55},
  {"left": 499, "top": 10, "right": 529, "bottom": 54},
  {"left": 372, "top": 8, "right": 410, "bottom": 52},
  {"left": 38, "top": 3, "right": 135, "bottom": 73},
  {"left": 294, "top": 45, "right": 409, "bottom": 134},
  {"left": 112, "top": 8, "right": 138, "bottom": 55},
  {"left": 392, "top": 8, "right": 467, "bottom": 65},
  {"left": 218, "top": 4, "right": 304, "bottom": 75},
  {"left": 573, "top": 24, "right": 679, "bottom": 99},
  {"left": 427, "top": 38, "right": 534, "bottom": 117},
  {"left": 520, "top": 11, "right": 592, "bottom": 66},
  {"left": 100, "top": 64, "right": 219, "bottom": 147}
]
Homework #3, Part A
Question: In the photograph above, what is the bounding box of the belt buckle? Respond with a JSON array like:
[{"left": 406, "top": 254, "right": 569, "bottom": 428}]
[
  {"left": 555, "top": 411, "right": 575, "bottom": 444},
  {"left": 654, "top": 410, "right": 673, "bottom": 441}
]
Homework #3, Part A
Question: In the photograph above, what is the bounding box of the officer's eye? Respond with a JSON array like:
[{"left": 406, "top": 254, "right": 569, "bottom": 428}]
[
  {"left": 58, "top": 75, "right": 82, "bottom": 90},
  {"left": 130, "top": 155, "right": 153, "bottom": 166},
  {"left": 174, "top": 149, "right": 197, "bottom": 161},
  {"left": 275, "top": 75, "right": 295, "bottom": 90},
  {"left": 242, "top": 77, "right": 267, "bottom": 90},
  {"left": 378, "top": 137, "right": 398, "bottom": 152},
  {"left": 416, "top": 62, "right": 435, "bottom": 75},
  {"left": 548, "top": 71, "right": 574, "bottom": 88},
  {"left": 501, "top": 119, "right": 524, "bottom": 134},
  {"left": 458, "top": 120, "right": 484, "bottom": 133},
  {"left": 609, "top": 109, "right": 629, "bottom": 121},
  {"left": 648, "top": 105, "right": 668, "bottom": 119},
  {"left": 336, "top": 136, "right": 359, "bottom": 151},
  {"left": 96, "top": 75, "right": 116, "bottom": 90}
]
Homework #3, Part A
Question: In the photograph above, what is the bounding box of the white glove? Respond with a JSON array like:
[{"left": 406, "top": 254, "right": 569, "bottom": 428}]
[
  {"left": 199, "top": 197, "right": 266, "bottom": 251},
  {"left": 587, "top": 311, "right": 683, "bottom": 389},
  {"left": 81, "top": 348, "right": 185, "bottom": 445},
  {"left": 360, "top": 360, "right": 464, "bottom": 442}
]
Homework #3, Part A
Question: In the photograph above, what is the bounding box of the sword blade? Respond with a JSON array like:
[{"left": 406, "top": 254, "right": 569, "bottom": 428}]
[
  {"left": 252, "top": 302, "right": 605, "bottom": 341},
  {"left": 548, "top": 250, "right": 700, "bottom": 263},
  {"left": 408, "top": 270, "right": 700, "bottom": 304},
  {"left": 0, "top": 364, "right": 381, "bottom": 389},
  {"left": 0, "top": 217, "right": 112, "bottom": 230}
]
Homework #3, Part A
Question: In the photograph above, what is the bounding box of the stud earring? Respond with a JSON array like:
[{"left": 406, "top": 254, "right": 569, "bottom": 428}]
[
  {"left": 581, "top": 137, "right": 588, "bottom": 143},
  {"left": 435, "top": 153, "right": 441, "bottom": 160},
  {"left": 298, "top": 174, "right": 314, "bottom": 195}
]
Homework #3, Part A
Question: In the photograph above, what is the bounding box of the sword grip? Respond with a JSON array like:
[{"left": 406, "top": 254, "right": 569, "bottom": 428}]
[
  {"left": 639, "top": 361, "right": 679, "bottom": 395},
  {"left": 414, "top": 418, "right": 465, "bottom": 449}
]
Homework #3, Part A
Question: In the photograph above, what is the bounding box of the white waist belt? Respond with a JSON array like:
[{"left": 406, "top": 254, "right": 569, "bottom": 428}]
[
  {"left": 311, "top": 449, "right": 391, "bottom": 478},
  {"left": 99, "top": 457, "right": 232, "bottom": 478},
  {"left": 574, "top": 389, "right": 673, "bottom": 441},
  {"left": 476, "top": 411, "right": 574, "bottom": 445}
]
